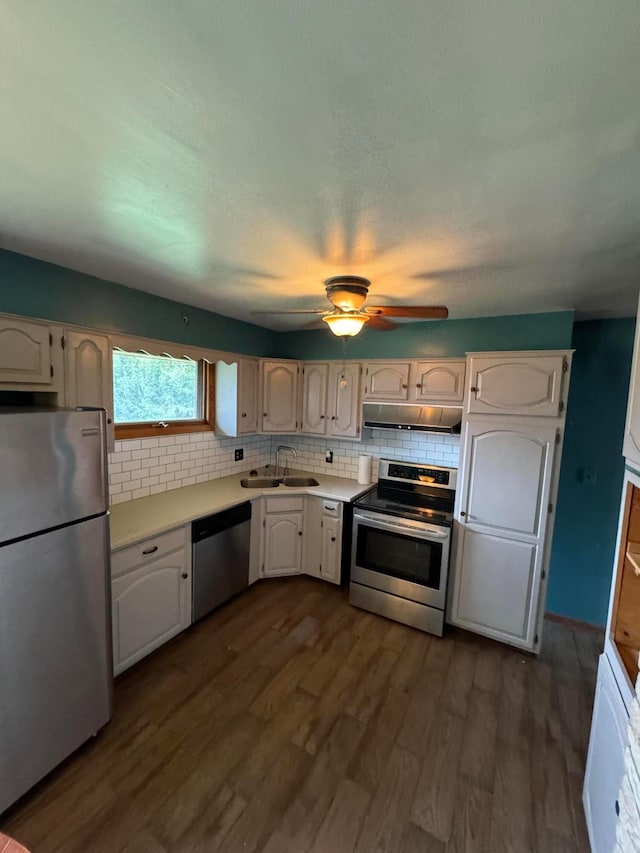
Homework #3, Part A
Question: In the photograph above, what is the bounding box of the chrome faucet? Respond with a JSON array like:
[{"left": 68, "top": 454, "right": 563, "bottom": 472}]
[{"left": 276, "top": 445, "right": 297, "bottom": 477}]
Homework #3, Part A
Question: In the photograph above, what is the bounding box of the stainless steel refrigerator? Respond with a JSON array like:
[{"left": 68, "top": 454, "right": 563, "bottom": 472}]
[{"left": 0, "top": 408, "right": 112, "bottom": 814}]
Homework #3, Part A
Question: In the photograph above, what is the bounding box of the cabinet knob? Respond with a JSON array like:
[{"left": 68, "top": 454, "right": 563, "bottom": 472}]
[
  {"left": 263, "top": 412, "right": 268, "bottom": 417},
  {"left": 331, "top": 416, "right": 336, "bottom": 420},
  {"left": 615, "top": 799, "right": 620, "bottom": 817},
  {"left": 242, "top": 412, "right": 247, "bottom": 417},
  {"left": 298, "top": 531, "right": 303, "bottom": 536},
  {"left": 107, "top": 417, "right": 112, "bottom": 424},
  {"left": 470, "top": 386, "right": 479, "bottom": 393},
  {"left": 416, "top": 384, "right": 422, "bottom": 389},
  {"left": 331, "top": 536, "right": 336, "bottom": 542},
  {"left": 181, "top": 573, "right": 188, "bottom": 579},
  {"left": 320, "top": 415, "right": 325, "bottom": 419},
  {"left": 460, "top": 511, "right": 466, "bottom": 518},
  {"left": 402, "top": 383, "right": 408, "bottom": 389}
]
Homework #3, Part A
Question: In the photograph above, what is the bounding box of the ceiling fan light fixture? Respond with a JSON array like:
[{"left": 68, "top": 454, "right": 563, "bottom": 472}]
[{"left": 322, "top": 311, "right": 369, "bottom": 337}]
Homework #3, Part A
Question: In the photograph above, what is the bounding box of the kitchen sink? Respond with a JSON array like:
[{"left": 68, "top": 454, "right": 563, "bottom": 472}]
[
  {"left": 280, "top": 477, "right": 319, "bottom": 487},
  {"left": 240, "top": 476, "right": 320, "bottom": 489},
  {"left": 240, "top": 477, "right": 281, "bottom": 488}
]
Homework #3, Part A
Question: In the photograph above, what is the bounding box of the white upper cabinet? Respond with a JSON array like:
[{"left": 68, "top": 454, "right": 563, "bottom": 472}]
[
  {"left": 301, "top": 362, "right": 329, "bottom": 435},
  {"left": 623, "top": 295, "right": 640, "bottom": 468},
  {"left": 63, "top": 330, "right": 114, "bottom": 448},
  {"left": 328, "top": 362, "right": 361, "bottom": 438},
  {"left": 411, "top": 360, "right": 466, "bottom": 403},
  {"left": 215, "top": 358, "right": 260, "bottom": 436},
  {"left": 466, "top": 352, "right": 567, "bottom": 417},
  {"left": 450, "top": 419, "right": 558, "bottom": 650},
  {"left": 238, "top": 358, "right": 260, "bottom": 434},
  {"left": 0, "top": 318, "right": 57, "bottom": 387},
  {"left": 261, "top": 360, "right": 299, "bottom": 433},
  {"left": 363, "top": 361, "right": 411, "bottom": 401}
]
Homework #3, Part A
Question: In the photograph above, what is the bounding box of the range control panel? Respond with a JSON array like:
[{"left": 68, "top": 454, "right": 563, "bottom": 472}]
[{"left": 381, "top": 459, "right": 458, "bottom": 491}]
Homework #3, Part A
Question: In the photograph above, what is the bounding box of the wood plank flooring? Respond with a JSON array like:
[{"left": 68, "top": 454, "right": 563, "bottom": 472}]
[{"left": 1, "top": 577, "right": 602, "bottom": 853}]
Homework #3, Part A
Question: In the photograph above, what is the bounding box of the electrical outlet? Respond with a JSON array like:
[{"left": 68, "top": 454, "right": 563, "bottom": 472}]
[
  {"left": 325, "top": 449, "right": 333, "bottom": 463},
  {"left": 234, "top": 448, "right": 244, "bottom": 462}
]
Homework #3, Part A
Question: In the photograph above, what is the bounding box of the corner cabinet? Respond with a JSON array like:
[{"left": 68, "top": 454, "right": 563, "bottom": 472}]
[
  {"left": 63, "top": 329, "right": 114, "bottom": 450},
  {"left": 583, "top": 655, "right": 629, "bottom": 853},
  {"left": 261, "top": 496, "right": 305, "bottom": 577},
  {"left": 261, "top": 360, "right": 299, "bottom": 433},
  {"left": 301, "top": 361, "right": 362, "bottom": 438},
  {"left": 111, "top": 527, "right": 191, "bottom": 675},
  {"left": 465, "top": 352, "right": 567, "bottom": 417}
]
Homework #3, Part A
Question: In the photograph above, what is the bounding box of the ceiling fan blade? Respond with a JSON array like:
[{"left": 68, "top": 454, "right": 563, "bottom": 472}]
[
  {"left": 366, "top": 315, "right": 398, "bottom": 331},
  {"left": 366, "top": 305, "right": 449, "bottom": 319},
  {"left": 251, "top": 309, "right": 327, "bottom": 315}
]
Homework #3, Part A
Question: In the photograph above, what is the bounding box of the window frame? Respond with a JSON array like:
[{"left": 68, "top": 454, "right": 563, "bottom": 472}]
[{"left": 112, "top": 349, "right": 215, "bottom": 440}]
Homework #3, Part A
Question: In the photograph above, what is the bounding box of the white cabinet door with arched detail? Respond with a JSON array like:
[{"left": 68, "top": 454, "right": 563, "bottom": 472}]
[
  {"left": 329, "top": 362, "right": 361, "bottom": 438},
  {"left": 261, "top": 360, "right": 299, "bottom": 433},
  {"left": 451, "top": 419, "right": 559, "bottom": 650},
  {"left": 112, "top": 552, "right": 190, "bottom": 675},
  {"left": 64, "top": 329, "right": 114, "bottom": 448},
  {"left": 363, "top": 362, "right": 411, "bottom": 401},
  {"left": 263, "top": 512, "right": 304, "bottom": 576},
  {"left": 412, "top": 360, "right": 465, "bottom": 403},
  {"left": 0, "top": 319, "right": 53, "bottom": 385},
  {"left": 302, "top": 362, "right": 329, "bottom": 435},
  {"left": 466, "top": 353, "right": 567, "bottom": 416}
]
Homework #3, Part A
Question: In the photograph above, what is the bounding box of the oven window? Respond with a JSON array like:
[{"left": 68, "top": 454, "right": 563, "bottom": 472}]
[{"left": 356, "top": 525, "right": 442, "bottom": 589}]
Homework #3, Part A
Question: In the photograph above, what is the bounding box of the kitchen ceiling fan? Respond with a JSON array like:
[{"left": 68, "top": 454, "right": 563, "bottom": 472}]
[{"left": 253, "top": 276, "right": 448, "bottom": 337}]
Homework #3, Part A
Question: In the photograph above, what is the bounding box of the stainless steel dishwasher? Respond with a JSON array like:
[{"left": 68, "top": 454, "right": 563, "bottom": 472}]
[{"left": 192, "top": 501, "right": 252, "bottom": 622}]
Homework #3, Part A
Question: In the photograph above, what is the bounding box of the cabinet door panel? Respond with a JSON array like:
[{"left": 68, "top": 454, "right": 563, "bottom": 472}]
[
  {"left": 64, "top": 330, "right": 113, "bottom": 450},
  {"left": 263, "top": 513, "right": 303, "bottom": 576},
  {"left": 363, "top": 362, "right": 411, "bottom": 401},
  {"left": 112, "top": 553, "right": 188, "bottom": 674},
  {"left": 329, "top": 362, "right": 361, "bottom": 438},
  {"left": 0, "top": 320, "right": 52, "bottom": 384},
  {"left": 302, "top": 362, "right": 329, "bottom": 434},
  {"left": 467, "top": 355, "right": 565, "bottom": 416},
  {"left": 262, "top": 361, "right": 298, "bottom": 433},
  {"left": 623, "top": 298, "right": 640, "bottom": 467},
  {"left": 238, "top": 358, "right": 260, "bottom": 434},
  {"left": 463, "top": 425, "right": 553, "bottom": 536},
  {"left": 320, "top": 516, "right": 341, "bottom": 584},
  {"left": 413, "top": 361, "right": 465, "bottom": 403},
  {"left": 584, "top": 655, "right": 628, "bottom": 853},
  {"left": 455, "top": 529, "right": 536, "bottom": 641}
]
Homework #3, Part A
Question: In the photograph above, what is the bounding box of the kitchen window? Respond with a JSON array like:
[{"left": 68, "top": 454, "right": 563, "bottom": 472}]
[{"left": 112, "top": 349, "right": 213, "bottom": 438}]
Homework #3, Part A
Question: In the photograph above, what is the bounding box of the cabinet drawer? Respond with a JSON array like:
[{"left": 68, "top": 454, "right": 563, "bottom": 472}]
[
  {"left": 264, "top": 496, "right": 305, "bottom": 514},
  {"left": 322, "top": 499, "right": 342, "bottom": 518},
  {"left": 112, "top": 527, "right": 186, "bottom": 578}
]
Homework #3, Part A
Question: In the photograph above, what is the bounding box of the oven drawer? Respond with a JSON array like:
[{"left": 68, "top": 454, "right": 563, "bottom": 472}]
[
  {"left": 350, "top": 582, "right": 444, "bottom": 636},
  {"left": 351, "top": 564, "right": 447, "bottom": 610}
]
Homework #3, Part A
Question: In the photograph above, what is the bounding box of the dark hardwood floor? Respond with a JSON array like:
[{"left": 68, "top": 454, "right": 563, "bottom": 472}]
[{"left": 2, "top": 577, "right": 601, "bottom": 853}]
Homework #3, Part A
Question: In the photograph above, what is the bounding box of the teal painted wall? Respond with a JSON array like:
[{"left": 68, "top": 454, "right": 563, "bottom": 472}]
[
  {"left": 275, "top": 311, "right": 575, "bottom": 359},
  {"left": 0, "top": 249, "right": 278, "bottom": 356},
  {"left": 547, "top": 318, "right": 636, "bottom": 626}
]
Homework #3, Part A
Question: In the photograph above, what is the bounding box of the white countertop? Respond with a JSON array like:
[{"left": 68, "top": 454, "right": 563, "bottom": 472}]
[{"left": 109, "top": 470, "right": 373, "bottom": 550}]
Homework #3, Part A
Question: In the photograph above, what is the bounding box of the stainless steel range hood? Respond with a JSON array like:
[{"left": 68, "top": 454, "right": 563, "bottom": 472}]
[{"left": 362, "top": 403, "right": 462, "bottom": 434}]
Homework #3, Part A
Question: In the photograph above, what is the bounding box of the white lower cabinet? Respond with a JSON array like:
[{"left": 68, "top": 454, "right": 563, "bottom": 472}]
[
  {"left": 111, "top": 527, "right": 191, "bottom": 675},
  {"left": 260, "top": 495, "right": 344, "bottom": 583},
  {"left": 583, "top": 654, "right": 629, "bottom": 853}
]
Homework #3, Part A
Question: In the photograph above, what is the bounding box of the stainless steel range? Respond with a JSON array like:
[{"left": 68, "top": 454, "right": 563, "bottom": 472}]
[{"left": 350, "top": 459, "right": 457, "bottom": 636}]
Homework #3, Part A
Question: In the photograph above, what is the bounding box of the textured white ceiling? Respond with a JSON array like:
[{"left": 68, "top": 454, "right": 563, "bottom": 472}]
[{"left": 1, "top": 1, "right": 639, "bottom": 330}]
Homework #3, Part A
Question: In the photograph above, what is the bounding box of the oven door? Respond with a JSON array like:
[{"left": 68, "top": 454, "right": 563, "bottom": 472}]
[{"left": 351, "top": 509, "right": 450, "bottom": 610}]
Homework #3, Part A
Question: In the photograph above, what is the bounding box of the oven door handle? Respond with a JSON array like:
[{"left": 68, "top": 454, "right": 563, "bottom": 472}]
[{"left": 354, "top": 512, "right": 449, "bottom": 540}]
